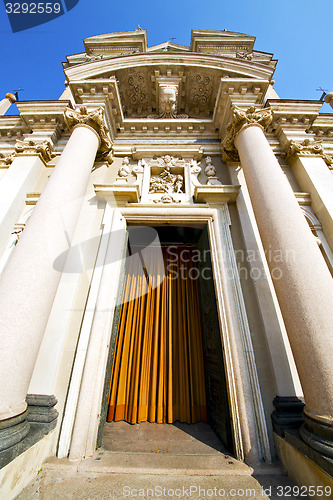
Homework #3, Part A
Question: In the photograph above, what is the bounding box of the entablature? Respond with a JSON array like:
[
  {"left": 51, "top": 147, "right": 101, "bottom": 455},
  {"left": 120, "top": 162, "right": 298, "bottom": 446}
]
[
  {"left": 213, "top": 78, "right": 270, "bottom": 135},
  {"left": 267, "top": 100, "right": 323, "bottom": 131}
]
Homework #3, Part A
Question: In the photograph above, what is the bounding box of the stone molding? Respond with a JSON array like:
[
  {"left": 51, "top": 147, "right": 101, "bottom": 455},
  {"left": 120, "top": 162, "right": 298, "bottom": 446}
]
[
  {"left": 93, "top": 184, "right": 140, "bottom": 204},
  {"left": 285, "top": 139, "right": 333, "bottom": 167},
  {"left": 64, "top": 106, "right": 114, "bottom": 162},
  {"left": 222, "top": 105, "right": 273, "bottom": 162}
]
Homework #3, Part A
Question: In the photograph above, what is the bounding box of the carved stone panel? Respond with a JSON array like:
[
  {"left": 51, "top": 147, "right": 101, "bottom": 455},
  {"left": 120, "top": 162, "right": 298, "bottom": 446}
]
[{"left": 141, "top": 155, "right": 192, "bottom": 204}]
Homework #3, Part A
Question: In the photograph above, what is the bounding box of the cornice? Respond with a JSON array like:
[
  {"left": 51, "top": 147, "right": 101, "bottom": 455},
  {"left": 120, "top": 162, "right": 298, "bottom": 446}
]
[
  {"left": 94, "top": 184, "right": 140, "bottom": 204},
  {"left": 130, "top": 145, "right": 204, "bottom": 160},
  {"left": 213, "top": 78, "right": 270, "bottom": 134},
  {"left": 64, "top": 52, "right": 275, "bottom": 83},
  {"left": 16, "top": 101, "right": 71, "bottom": 135},
  {"left": 193, "top": 184, "right": 240, "bottom": 203},
  {"left": 0, "top": 115, "right": 29, "bottom": 140},
  {"left": 306, "top": 114, "right": 333, "bottom": 139},
  {"left": 266, "top": 99, "right": 323, "bottom": 130}
]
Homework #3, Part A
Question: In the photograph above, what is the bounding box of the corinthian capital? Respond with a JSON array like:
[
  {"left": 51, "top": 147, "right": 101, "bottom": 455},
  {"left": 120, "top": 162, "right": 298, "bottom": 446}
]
[
  {"left": 64, "top": 106, "right": 114, "bottom": 163},
  {"left": 222, "top": 105, "right": 273, "bottom": 162}
]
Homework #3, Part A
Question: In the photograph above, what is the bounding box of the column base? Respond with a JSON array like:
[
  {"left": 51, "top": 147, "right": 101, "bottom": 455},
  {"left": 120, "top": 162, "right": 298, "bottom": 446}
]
[
  {"left": 271, "top": 396, "right": 305, "bottom": 437},
  {"left": 300, "top": 411, "right": 333, "bottom": 459},
  {"left": 0, "top": 410, "right": 30, "bottom": 469},
  {"left": 274, "top": 431, "right": 333, "bottom": 493},
  {"left": 0, "top": 395, "right": 58, "bottom": 469},
  {"left": 0, "top": 410, "right": 30, "bottom": 453}
]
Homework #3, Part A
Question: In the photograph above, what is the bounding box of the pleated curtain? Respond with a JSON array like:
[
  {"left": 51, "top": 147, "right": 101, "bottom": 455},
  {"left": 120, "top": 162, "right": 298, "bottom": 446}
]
[{"left": 107, "top": 245, "right": 207, "bottom": 424}]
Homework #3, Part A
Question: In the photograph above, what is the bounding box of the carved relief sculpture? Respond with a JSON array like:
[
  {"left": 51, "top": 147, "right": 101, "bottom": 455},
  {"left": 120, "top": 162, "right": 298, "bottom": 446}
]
[
  {"left": 149, "top": 167, "right": 184, "bottom": 194},
  {"left": 159, "top": 86, "right": 177, "bottom": 118},
  {"left": 148, "top": 155, "right": 187, "bottom": 203}
]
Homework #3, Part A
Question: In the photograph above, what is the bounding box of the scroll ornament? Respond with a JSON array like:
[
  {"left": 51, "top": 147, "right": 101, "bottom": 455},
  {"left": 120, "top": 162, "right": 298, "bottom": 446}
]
[
  {"left": 285, "top": 138, "right": 333, "bottom": 167},
  {"left": 0, "top": 140, "right": 54, "bottom": 166},
  {"left": 64, "top": 106, "right": 114, "bottom": 163}
]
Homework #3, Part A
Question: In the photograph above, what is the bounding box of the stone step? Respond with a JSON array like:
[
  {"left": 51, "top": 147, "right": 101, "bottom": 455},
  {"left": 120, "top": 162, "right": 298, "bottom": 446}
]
[{"left": 16, "top": 465, "right": 304, "bottom": 500}]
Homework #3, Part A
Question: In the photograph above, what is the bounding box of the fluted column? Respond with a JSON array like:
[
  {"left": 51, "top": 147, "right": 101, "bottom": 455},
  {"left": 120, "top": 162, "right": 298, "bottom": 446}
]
[
  {"left": 223, "top": 106, "right": 333, "bottom": 458},
  {"left": 0, "top": 93, "right": 16, "bottom": 115},
  {"left": 0, "top": 107, "right": 112, "bottom": 454}
]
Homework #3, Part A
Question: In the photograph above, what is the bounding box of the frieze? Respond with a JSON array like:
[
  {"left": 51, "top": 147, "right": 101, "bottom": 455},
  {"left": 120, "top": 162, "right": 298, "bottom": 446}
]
[
  {"left": 64, "top": 106, "right": 114, "bottom": 163},
  {"left": 236, "top": 52, "right": 253, "bottom": 60}
]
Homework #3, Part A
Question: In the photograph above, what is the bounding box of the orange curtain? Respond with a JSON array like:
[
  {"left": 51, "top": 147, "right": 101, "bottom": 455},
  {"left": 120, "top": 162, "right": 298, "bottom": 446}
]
[{"left": 107, "top": 245, "right": 207, "bottom": 424}]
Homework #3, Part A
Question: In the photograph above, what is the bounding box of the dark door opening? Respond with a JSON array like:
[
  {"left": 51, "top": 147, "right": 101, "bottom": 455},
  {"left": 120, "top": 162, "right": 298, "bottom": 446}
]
[{"left": 102, "top": 225, "right": 234, "bottom": 454}]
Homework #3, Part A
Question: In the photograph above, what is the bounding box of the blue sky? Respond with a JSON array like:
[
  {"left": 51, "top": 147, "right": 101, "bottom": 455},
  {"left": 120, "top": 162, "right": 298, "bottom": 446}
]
[{"left": 0, "top": 0, "right": 332, "bottom": 112}]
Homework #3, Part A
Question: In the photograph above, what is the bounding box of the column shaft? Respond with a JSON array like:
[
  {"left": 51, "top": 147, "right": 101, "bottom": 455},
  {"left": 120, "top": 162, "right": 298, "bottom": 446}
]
[
  {"left": 234, "top": 124, "right": 333, "bottom": 429},
  {"left": 0, "top": 124, "right": 100, "bottom": 421}
]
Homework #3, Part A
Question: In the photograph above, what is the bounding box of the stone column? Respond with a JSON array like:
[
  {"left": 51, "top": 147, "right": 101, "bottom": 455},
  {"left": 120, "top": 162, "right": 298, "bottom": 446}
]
[
  {"left": 223, "top": 105, "right": 333, "bottom": 458},
  {"left": 0, "top": 93, "right": 16, "bottom": 115},
  {"left": 0, "top": 107, "right": 113, "bottom": 456}
]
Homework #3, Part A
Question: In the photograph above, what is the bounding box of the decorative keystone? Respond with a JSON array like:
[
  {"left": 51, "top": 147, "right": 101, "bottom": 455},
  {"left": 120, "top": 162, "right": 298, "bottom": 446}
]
[
  {"left": 285, "top": 138, "right": 333, "bottom": 167},
  {"left": 64, "top": 106, "right": 114, "bottom": 163},
  {"left": 222, "top": 105, "right": 273, "bottom": 162},
  {"left": 14, "top": 139, "right": 54, "bottom": 164}
]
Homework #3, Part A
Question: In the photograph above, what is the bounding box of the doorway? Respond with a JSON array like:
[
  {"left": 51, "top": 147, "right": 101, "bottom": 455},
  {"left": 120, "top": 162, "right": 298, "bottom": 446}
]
[{"left": 104, "top": 225, "right": 234, "bottom": 454}]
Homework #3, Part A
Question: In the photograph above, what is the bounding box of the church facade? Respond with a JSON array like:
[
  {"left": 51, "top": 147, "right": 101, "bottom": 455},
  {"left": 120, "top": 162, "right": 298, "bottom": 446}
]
[{"left": 0, "top": 29, "right": 333, "bottom": 497}]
